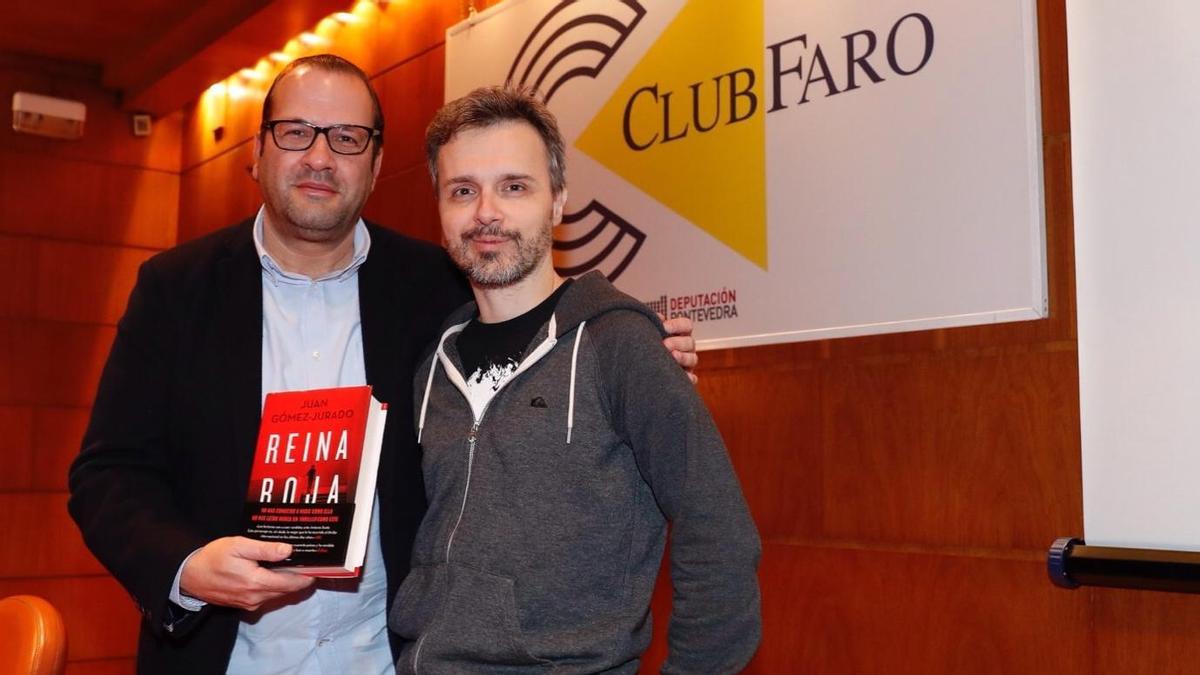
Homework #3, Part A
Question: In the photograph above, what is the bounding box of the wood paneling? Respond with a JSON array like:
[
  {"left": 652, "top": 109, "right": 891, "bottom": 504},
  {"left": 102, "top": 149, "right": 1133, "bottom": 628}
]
[
  {"left": 376, "top": 46, "right": 445, "bottom": 180},
  {"left": 35, "top": 241, "right": 154, "bottom": 326},
  {"left": 700, "top": 367, "right": 824, "bottom": 540},
  {"left": 820, "top": 348, "right": 1081, "bottom": 550},
  {"left": 0, "top": 406, "right": 34, "bottom": 491},
  {"left": 317, "top": 3, "right": 386, "bottom": 80},
  {"left": 746, "top": 544, "right": 1091, "bottom": 674},
  {"left": 0, "top": 576, "right": 138, "bottom": 662},
  {"left": 0, "top": 493, "right": 104, "bottom": 578},
  {"left": 362, "top": 164, "right": 442, "bottom": 245},
  {"left": 178, "top": 141, "right": 259, "bottom": 242},
  {"left": 371, "top": 0, "right": 467, "bottom": 77},
  {"left": 0, "top": 151, "right": 178, "bottom": 249},
  {"left": 32, "top": 407, "right": 91, "bottom": 492},
  {"left": 0, "top": 320, "right": 116, "bottom": 408},
  {"left": 0, "top": 236, "right": 37, "bottom": 318},
  {"left": 1093, "top": 587, "right": 1200, "bottom": 675},
  {"left": 180, "top": 91, "right": 265, "bottom": 172},
  {"left": 1038, "top": 0, "right": 1071, "bottom": 138}
]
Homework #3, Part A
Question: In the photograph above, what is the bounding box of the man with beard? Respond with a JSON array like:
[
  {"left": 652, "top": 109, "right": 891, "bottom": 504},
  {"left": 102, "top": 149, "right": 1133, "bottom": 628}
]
[
  {"left": 391, "top": 86, "right": 761, "bottom": 673},
  {"left": 68, "top": 56, "right": 697, "bottom": 675}
]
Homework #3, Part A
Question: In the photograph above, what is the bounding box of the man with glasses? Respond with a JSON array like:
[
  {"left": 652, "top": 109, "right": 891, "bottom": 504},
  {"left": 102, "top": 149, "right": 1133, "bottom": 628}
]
[{"left": 68, "top": 54, "right": 698, "bottom": 674}]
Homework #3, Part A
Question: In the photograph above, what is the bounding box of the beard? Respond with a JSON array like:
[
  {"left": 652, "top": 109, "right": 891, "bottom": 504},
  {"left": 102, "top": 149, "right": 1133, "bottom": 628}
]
[{"left": 448, "top": 217, "right": 554, "bottom": 288}]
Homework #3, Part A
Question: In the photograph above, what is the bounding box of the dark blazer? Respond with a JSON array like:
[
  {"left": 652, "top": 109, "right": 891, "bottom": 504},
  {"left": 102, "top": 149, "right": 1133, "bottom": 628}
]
[{"left": 67, "top": 219, "right": 468, "bottom": 674}]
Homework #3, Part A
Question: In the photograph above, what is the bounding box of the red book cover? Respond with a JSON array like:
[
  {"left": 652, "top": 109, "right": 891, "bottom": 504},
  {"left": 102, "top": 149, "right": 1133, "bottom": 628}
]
[{"left": 241, "top": 385, "right": 387, "bottom": 577}]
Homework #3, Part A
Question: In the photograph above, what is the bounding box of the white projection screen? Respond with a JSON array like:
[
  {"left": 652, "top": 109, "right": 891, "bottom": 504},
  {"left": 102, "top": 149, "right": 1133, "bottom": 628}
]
[{"left": 1070, "top": 1, "right": 1200, "bottom": 551}]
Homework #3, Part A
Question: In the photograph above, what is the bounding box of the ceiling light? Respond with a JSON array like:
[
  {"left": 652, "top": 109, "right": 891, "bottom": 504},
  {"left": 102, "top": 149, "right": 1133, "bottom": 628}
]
[{"left": 298, "top": 32, "right": 328, "bottom": 47}]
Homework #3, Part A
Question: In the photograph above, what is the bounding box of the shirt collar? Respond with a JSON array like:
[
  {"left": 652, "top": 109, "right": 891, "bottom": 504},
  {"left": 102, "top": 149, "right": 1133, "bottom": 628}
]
[{"left": 252, "top": 206, "right": 371, "bottom": 285}]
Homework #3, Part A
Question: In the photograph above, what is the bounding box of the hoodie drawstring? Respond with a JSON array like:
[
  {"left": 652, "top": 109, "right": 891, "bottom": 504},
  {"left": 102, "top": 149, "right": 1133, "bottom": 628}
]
[
  {"left": 419, "top": 321, "right": 470, "bottom": 443},
  {"left": 417, "top": 356, "right": 438, "bottom": 444},
  {"left": 567, "top": 321, "right": 587, "bottom": 443}
]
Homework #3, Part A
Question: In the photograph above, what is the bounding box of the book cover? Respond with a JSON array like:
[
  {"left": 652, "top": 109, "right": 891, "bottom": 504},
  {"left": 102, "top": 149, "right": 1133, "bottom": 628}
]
[{"left": 241, "top": 385, "right": 387, "bottom": 577}]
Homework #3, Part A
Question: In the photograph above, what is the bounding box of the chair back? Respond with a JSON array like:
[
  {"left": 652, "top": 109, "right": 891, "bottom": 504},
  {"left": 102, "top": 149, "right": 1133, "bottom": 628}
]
[{"left": 0, "top": 595, "right": 67, "bottom": 675}]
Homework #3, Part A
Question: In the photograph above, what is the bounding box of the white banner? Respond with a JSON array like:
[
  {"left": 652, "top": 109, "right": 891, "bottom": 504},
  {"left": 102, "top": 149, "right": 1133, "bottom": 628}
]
[{"left": 446, "top": 0, "right": 1047, "bottom": 349}]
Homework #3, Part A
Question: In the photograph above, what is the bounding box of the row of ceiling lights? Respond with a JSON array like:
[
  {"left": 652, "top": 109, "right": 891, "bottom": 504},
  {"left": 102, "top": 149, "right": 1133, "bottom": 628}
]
[{"left": 204, "top": 1, "right": 388, "bottom": 104}]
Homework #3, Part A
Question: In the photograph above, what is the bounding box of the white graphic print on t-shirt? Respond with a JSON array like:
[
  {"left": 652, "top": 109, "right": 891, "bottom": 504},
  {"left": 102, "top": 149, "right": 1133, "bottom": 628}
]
[{"left": 464, "top": 358, "right": 519, "bottom": 416}]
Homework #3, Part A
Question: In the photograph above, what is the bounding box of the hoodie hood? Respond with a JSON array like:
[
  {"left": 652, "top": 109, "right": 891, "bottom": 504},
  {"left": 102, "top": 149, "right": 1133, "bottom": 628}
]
[
  {"left": 437, "top": 270, "right": 667, "bottom": 341},
  {"left": 419, "top": 271, "right": 666, "bottom": 443}
]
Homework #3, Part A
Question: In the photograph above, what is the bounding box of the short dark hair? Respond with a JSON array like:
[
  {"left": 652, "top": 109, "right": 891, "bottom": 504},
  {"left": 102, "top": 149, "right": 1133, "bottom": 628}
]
[
  {"left": 260, "top": 54, "right": 384, "bottom": 149},
  {"left": 425, "top": 86, "right": 566, "bottom": 195}
]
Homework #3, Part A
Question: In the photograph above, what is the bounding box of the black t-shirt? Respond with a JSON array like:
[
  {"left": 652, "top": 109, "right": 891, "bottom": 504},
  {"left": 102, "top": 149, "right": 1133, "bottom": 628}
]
[{"left": 457, "top": 280, "right": 573, "bottom": 390}]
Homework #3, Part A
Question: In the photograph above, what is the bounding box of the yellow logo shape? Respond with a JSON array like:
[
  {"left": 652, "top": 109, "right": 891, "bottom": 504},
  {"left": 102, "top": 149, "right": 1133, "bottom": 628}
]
[{"left": 576, "top": 0, "right": 767, "bottom": 269}]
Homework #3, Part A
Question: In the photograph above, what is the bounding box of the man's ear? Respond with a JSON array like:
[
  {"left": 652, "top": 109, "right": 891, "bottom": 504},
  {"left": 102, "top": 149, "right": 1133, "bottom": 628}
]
[
  {"left": 552, "top": 188, "right": 568, "bottom": 225},
  {"left": 251, "top": 134, "right": 262, "bottom": 181},
  {"left": 369, "top": 147, "right": 384, "bottom": 192}
]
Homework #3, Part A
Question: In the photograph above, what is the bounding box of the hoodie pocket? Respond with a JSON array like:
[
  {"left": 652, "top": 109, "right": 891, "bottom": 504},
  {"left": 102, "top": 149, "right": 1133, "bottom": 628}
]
[
  {"left": 390, "top": 564, "right": 443, "bottom": 641},
  {"left": 393, "top": 563, "right": 551, "bottom": 671}
]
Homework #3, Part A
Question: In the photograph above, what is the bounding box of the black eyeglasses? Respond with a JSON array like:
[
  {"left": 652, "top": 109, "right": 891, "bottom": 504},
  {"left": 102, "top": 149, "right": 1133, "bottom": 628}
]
[{"left": 262, "top": 120, "right": 381, "bottom": 155}]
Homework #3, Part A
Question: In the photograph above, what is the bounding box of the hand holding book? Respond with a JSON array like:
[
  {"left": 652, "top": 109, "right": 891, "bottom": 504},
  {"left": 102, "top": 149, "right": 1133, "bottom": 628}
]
[{"left": 179, "top": 536, "right": 314, "bottom": 611}]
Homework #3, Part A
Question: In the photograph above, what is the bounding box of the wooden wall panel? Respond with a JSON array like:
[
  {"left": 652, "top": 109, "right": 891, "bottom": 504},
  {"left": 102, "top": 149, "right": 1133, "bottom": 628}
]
[
  {"left": 180, "top": 89, "right": 265, "bottom": 172},
  {"left": 178, "top": 141, "right": 259, "bottom": 242},
  {"left": 0, "top": 494, "right": 104, "bottom": 578},
  {"left": 0, "top": 151, "right": 177, "bottom": 249},
  {"left": 699, "top": 367, "right": 824, "bottom": 540},
  {"left": 29, "top": 322, "right": 117, "bottom": 408},
  {"left": 32, "top": 407, "right": 92, "bottom": 492},
  {"left": 0, "top": 406, "right": 34, "bottom": 491},
  {"left": 746, "top": 544, "right": 1091, "bottom": 675},
  {"left": 362, "top": 164, "right": 441, "bottom": 244},
  {"left": 1092, "top": 588, "right": 1200, "bottom": 675},
  {"left": 0, "top": 320, "right": 116, "bottom": 408},
  {"left": 1037, "top": 0, "right": 1071, "bottom": 138},
  {"left": 35, "top": 241, "right": 156, "bottom": 326},
  {"left": 315, "top": 4, "right": 384, "bottom": 79},
  {"left": 376, "top": 46, "right": 445, "bottom": 180},
  {"left": 701, "top": 339, "right": 826, "bottom": 372},
  {"left": 820, "top": 349, "right": 1081, "bottom": 551},
  {"left": 371, "top": 0, "right": 465, "bottom": 75},
  {"left": 0, "top": 236, "right": 38, "bottom": 317},
  {"left": 0, "top": 318, "right": 39, "bottom": 404}
]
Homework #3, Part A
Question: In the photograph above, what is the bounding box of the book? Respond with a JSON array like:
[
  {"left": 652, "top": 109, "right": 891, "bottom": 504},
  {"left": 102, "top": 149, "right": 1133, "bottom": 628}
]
[{"left": 241, "top": 385, "right": 387, "bottom": 577}]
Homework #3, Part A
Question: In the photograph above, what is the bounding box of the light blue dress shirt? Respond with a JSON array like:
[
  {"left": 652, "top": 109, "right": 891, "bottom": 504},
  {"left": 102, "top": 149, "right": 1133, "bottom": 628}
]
[{"left": 171, "top": 208, "right": 395, "bottom": 674}]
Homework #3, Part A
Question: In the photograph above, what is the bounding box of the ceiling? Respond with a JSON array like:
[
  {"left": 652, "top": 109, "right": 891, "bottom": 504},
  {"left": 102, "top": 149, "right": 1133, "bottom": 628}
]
[{"left": 0, "top": 0, "right": 349, "bottom": 115}]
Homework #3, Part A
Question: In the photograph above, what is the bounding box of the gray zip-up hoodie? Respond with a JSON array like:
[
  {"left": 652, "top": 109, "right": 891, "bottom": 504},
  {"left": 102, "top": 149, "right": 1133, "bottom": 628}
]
[{"left": 391, "top": 271, "right": 761, "bottom": 674}]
